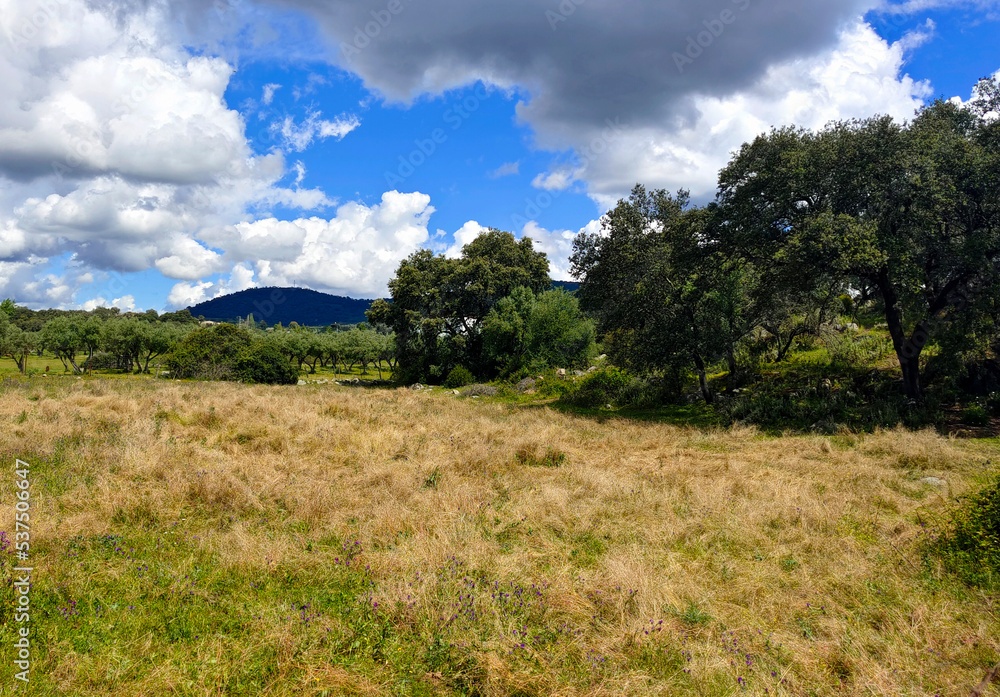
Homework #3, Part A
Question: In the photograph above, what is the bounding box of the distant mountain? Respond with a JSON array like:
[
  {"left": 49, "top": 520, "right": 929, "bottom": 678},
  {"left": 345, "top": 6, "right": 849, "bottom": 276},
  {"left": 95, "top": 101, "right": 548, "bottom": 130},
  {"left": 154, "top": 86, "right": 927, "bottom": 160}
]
[
  {"left": 552, "top": 280, "right": 580, "bottom": 293},
  {"left": 187, "top": 287, "right": 374, "bottom": 326},
  {"left": 187, "top": 280, "right": 581, "bottom": 327}
]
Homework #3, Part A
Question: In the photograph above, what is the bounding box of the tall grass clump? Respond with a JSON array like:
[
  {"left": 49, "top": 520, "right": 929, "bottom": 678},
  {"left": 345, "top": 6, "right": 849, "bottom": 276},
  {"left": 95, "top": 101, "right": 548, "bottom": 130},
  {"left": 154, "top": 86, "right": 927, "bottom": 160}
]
[{"left": 931, "top": 475, "right": 1000, "bottom": 589}]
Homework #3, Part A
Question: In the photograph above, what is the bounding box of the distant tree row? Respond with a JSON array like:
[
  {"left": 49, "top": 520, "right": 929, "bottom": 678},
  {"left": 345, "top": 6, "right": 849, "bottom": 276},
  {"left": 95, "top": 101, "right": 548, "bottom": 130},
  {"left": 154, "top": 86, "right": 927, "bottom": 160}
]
[{"left": 0, "top": 300, "right": 396, "bottom": 385}]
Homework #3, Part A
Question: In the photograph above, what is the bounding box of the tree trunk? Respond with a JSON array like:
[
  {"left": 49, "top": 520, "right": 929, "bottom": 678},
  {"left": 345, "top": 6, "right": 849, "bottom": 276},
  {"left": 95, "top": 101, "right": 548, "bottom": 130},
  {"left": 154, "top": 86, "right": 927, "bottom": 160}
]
[
  {"left": 693, "top": 353, "right": 714, "bottom": 405},
  {"left": 726, "top": 349, "right": 739, "bottom": 390},
  {"left": 878, "top": 271, "right": 924, "bottom": 400},
  {"left": 142, "top": 352, "right": 159, "bottom": 374},
  {"left": 776, "top": 332, "right": 796, "bottom": 362}
]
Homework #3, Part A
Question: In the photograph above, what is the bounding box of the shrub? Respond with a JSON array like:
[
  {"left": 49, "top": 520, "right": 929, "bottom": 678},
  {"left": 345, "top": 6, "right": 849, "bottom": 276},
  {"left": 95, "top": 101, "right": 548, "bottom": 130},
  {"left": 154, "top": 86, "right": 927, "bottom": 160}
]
[
  {"left": 444, "top": 365, "right": 475, "bottom": 389},
  {"left": 234, "top": 342, "right": 300, "bottom": 385},
  {"left": 932, "top": 475, "right": 1000, "bottom": 588},
  {"left": 838, "top": 294, "right": 855, "bottom": 315},
  {"left": 563, "top": 367, "right": 632, "bottom": 407},
  {"left": 615, "top": 372, "right": 684, "bottom": 408},
  {"left": 166, "top": 324, "right": 254, "bottom": 380},
  {"left": 535, "top": 373, "right": 575, "bottom": 399},
  {"left": 962, "top": 403, "right": 991, "bottom": 427}
]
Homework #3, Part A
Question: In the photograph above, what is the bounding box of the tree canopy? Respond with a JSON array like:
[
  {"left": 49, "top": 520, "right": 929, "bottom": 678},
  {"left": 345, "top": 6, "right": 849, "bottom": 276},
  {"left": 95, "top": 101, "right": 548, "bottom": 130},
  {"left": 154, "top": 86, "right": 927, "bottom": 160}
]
[{"left": 368, "top": 228, "right": 553, "bottom": 383}]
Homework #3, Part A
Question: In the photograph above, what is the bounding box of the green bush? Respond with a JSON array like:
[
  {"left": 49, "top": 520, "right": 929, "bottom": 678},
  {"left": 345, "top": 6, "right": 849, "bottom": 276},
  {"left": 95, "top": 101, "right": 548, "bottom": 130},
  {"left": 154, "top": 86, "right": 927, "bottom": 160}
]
[
  {"left": 234, "top": 342, "right": 300, "bottom": 385},
  {"left": 166, "top": 324, "right": 254, "bottom": 380},
  {"left": 932, "top": 475, "right": 1000, "bottom": 588},
  {"left": 838, "top": 294, "right": 855, "bottom": 315},
  {"left": 962, "top": 403, "right": 991, "bottom": 427},
  {"left": 444, "top": 365, "right": 475, "bottom": 389},
  {"left": 535, "top": 375, "right": 575, "bottom": 399},
  {"left": 563, "top": 367, "right": 632, "bottom": 407}
]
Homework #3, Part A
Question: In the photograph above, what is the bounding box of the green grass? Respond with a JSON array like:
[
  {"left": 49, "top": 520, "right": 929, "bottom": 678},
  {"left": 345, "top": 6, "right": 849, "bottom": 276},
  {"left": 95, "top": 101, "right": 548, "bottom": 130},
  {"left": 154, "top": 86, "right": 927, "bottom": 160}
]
[{"left": 0, "top": 354, "right": 393, "bottom": 383}]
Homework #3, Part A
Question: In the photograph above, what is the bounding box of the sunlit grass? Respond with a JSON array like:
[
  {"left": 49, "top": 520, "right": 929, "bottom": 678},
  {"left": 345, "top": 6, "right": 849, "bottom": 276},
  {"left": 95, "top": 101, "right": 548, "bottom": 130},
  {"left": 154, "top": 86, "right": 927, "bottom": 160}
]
[{"left": 0, "top": 378, "right": 997, "bottom": 695}]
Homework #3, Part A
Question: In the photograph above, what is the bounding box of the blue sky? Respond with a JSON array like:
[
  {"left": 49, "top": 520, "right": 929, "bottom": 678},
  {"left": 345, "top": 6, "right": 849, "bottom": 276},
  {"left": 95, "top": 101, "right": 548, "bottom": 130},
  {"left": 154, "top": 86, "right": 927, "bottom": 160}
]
[{"left": 0, "top": 0, "right": 998, "bottom": 311}]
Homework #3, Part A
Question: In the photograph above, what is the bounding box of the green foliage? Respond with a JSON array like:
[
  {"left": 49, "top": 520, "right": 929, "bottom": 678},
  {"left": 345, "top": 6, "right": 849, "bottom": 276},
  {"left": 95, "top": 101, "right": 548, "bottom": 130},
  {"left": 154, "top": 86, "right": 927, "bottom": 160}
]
[
  {"left": 0, "top": 313, "right": 36, "bottom": 374},
  {"left": 572, "top": 186, "right": 780, "bottom": 404},
  {"left": 369, "top": 229, "right": 551, "bottom": 383},
  {"left": 932, "top": 476, "right": 1000, "bottom": 588},
  {"left": 961, "top": 404, "right": 991, "bottom": 427},
  {"left": 444, "top": 365, "right": 474, "bottom": 389},
  {"left": 713, "top": 370, "right": 935, "bottom": 433},
  {"left": 481, "top": 287, "right": 595, "bottom": 378},
  {"left": 233, "top": 342, "right": 300, "bottom": 385},
  {"left": 0, "top": 298, "right": 15, "bottom": 318},
  {"left": 166, "top": 324, "right": 256, "bottom": 380},
  {"left": 563, "top": 366, "right": 633, "bottom": 407},
  {"left": 718, "top": 93, "right": 1000, "bottom": 399},
  {"left": 667, "top": 601, "right": 712, "bottom": 627},
  {"left": 988, "top": 393, "right": 1000, "bottom": 416}
]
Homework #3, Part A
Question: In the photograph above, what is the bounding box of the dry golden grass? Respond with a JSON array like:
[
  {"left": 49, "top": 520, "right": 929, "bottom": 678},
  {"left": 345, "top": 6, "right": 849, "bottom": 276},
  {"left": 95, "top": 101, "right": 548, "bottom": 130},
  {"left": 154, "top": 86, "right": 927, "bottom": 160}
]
[{"left": 0, "top": 377, "right": 997, "bottom": 696}]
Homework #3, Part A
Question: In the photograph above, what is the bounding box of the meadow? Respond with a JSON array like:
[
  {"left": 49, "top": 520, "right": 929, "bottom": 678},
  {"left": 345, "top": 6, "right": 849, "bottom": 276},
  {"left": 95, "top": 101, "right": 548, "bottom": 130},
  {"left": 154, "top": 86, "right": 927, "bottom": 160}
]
[{"left": 0, "top": 375, "right": 997, "bottom": 696}]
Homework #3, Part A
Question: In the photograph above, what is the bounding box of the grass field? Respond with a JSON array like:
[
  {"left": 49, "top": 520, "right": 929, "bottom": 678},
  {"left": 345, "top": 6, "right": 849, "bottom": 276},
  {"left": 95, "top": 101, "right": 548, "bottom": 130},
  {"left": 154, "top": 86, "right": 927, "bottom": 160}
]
[
  {"left": 0, "top": 377, "right": 997, "bottom": 695},
  {"left": 0, "top": 355, "right": 393, "bottom": 382}
]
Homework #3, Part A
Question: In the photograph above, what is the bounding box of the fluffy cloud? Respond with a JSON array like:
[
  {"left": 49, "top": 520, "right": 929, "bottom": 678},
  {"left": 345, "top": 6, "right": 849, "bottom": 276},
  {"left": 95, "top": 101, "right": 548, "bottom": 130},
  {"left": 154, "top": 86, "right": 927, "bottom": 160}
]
[
  {"left": 167, "top": 262, "right": 258, "bottom": 308},
  {"left": 568, "top": 20, "right": 934, "bottom": 204},
  {"left": 270, "top": 112, "right": 361, "bottom": 152},
  {"left": 273, "top": 0, "right": 935, "bottom": 207},
  {"left": 262, "top": 83, "right": 282, "bottom": 105},
  {"left": 0, "top": 0, "right": 347, "bottom": 307},
  {"left": 531, "top": 168, "right": 578, "bottom": 192},
  {"left": 82, "top": 294, "right": 136, "bottom": 312},
  {"left": 488, "top": 161, "right": 520, "bottom": 178},
  {"left": 442, "top": 221, "right": 489, "bottom": 258},
  {"left": 518, "top": 219, "right": 602, "bottom": 281},
  {"left": 0, "top": 0, "right": 972, "bottom": 309},
  {"left": 0, "top": 6, "right": 248, "bottom": 185},
  {"left": 166, "top": 191, "right": 437, "bottom": 305}
]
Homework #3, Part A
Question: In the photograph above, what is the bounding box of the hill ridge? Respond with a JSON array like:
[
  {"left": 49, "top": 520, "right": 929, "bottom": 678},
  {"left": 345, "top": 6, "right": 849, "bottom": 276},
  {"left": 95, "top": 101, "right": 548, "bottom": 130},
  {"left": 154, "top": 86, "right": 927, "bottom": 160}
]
[
  {"left": 186, "top": 281, "right": 580, "bottom": 327},
  {"left": 186, "top": 287, "right": 374, "bottom": 326}
]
